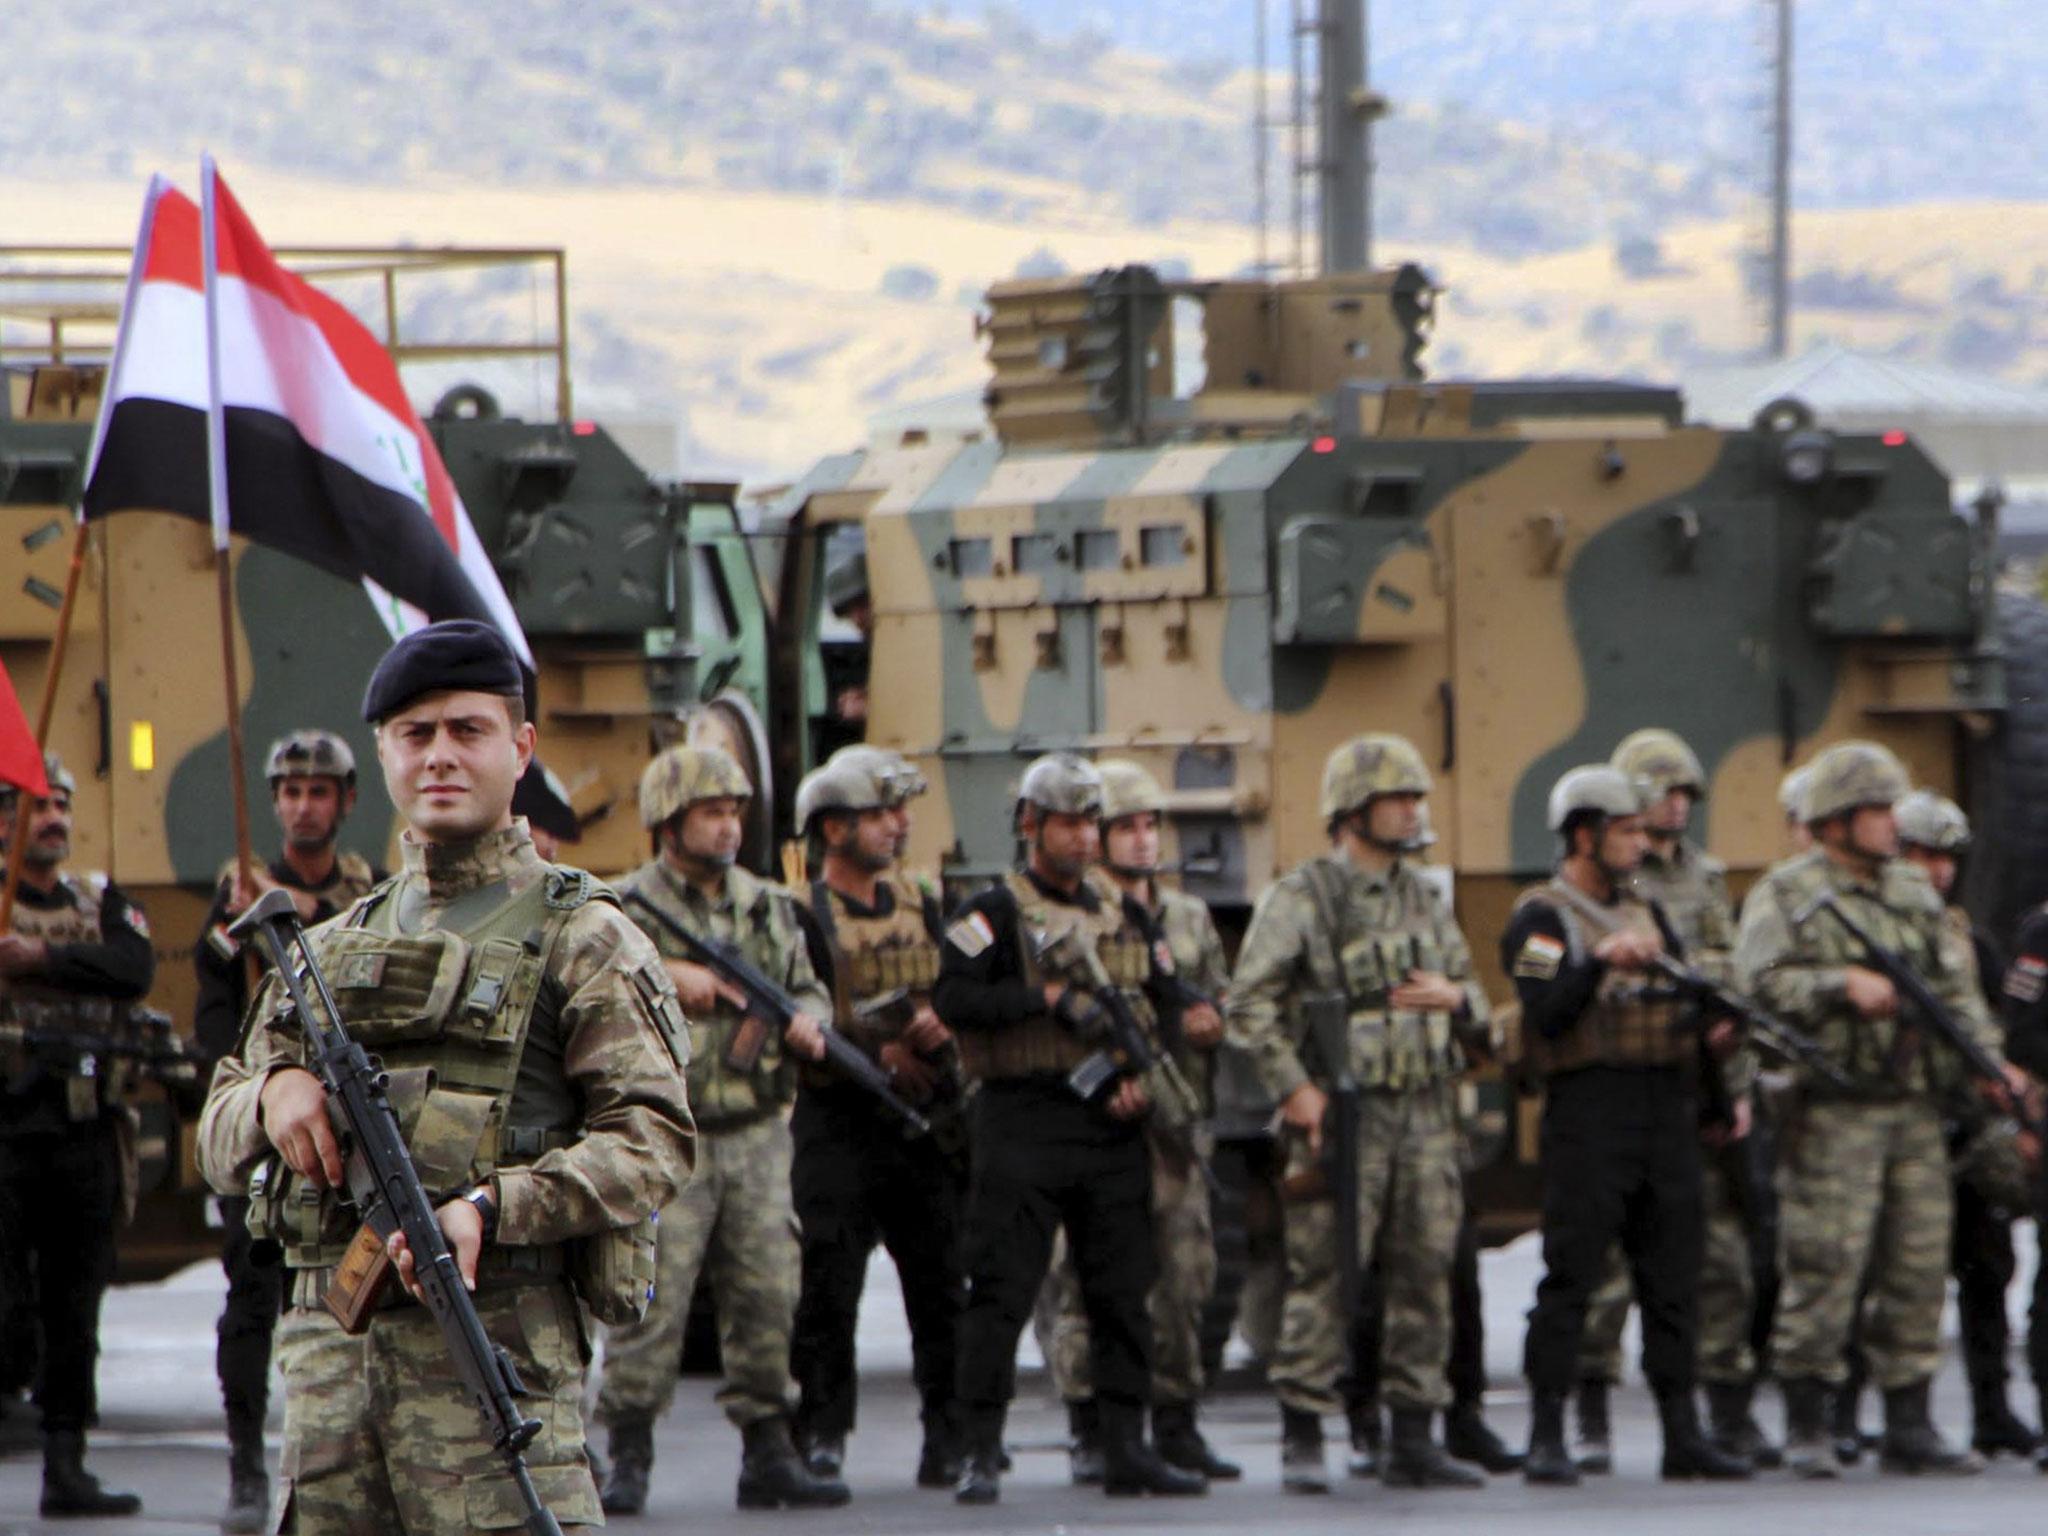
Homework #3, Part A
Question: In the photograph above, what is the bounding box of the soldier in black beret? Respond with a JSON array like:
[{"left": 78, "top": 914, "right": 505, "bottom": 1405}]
[{"left": 360, "top": 619, "right": 524, "bottom": 725}]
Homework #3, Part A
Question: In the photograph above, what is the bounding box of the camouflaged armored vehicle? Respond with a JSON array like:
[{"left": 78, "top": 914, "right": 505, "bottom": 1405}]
[{"left": 2, "top": 245, "right": 2036, "bottom": 1269}]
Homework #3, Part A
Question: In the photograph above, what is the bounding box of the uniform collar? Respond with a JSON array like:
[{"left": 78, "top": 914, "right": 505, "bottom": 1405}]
[
  {"left": 1, "top": 866, "right": 77, "bottom": 910},
  {"left": 657, "top": 855, "right": 761, "bottom": 916},
  {"left": 1021, "top": 866, "right": 1098, "bottom": 911},
  {"left": 399, "top": 818, "right": 542, "bottom": 901}
]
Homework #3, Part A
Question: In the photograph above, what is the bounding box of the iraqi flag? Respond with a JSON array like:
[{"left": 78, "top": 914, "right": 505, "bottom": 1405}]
[{"left": 80, "top": 162, "right": 532, "bottom": 664}]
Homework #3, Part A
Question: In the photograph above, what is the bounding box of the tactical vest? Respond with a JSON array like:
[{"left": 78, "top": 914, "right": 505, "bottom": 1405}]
[
  {"left": 1517, "top": 879, "right": 1689, "bottom": 1077},
  {"left": 954, "top": 870, "right": 1153, "bottom": 1083},
  {"left": 808, "top": 872, "right": 942, "bottom": 1056},
  {"left": 1294, "top": 858, "right": 1466, "bottom": 1093},
  {"left": 1634, "top": 842, "right": 1734, "bottom": 976},
  {"left": 0, "top": 874, "right": 127, "bottom": 1120},
  {"left": 621, "top": 862, "right": 800, "bottom": 1129},
  {"left": 1758, "top": 856, "right": 1960, "bottom": 1099},
  {"left": 249, "top": 867, "right": 598, "bottom": 1281}
]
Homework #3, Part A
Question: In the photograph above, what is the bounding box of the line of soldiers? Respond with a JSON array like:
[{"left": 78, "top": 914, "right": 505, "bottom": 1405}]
[{"left": 9, "top": 614, "right": 2048, "bottom": 1531}]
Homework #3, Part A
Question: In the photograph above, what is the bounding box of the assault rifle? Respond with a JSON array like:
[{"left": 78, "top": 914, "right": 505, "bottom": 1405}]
[
  {"left": 622, "top": 893, "right": 931, "bottom": 1138},
  {"left": 1031, "top": 925, "right": 1218, "bottom": 1194},
  {"left": 229, "top": 888, "right": 563, "bottom": 1536},
  {"left": 1305, "top": 991, "right": 1363, "bottom": 1337},
  {"left": 852, "top": 986, "right": 970, "bottom": 1162},
  {"left": 1793, "top": 888, "right": 2032, "bottom": 1122},
  {"left": 1645, "top": 956, "right": 1853, "bottom": 1092},
  {"left": 0, "top": 1005, "right": 198, "bottom": 1088}
]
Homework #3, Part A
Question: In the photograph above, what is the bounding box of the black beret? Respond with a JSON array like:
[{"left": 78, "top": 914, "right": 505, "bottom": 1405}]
[
  {"left": 362, "top": 620, "right": 523, "bottom": 723},
  {"left": 512, "top": 759, "right": 580, "bottom": 843}
]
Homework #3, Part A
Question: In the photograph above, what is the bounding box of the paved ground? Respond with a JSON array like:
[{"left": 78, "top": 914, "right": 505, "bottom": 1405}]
[{"left": 2, "top": 1231, "right": 2043, "bottom": 1533}]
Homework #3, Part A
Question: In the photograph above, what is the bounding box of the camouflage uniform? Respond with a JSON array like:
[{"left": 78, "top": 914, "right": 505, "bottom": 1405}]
[
  {"left": 1737, "top": 844, "right": 2001, "bottom": 1447},
  {"left": 1034, "top": 876, "right": 1229, "bottom": 1408},
  {"left": 595, "top": 857, "right": 826, "bottom": 1431},
  {"left": 198, "top": 821, "right": 695, "bottom": 1534},
  {"left": 1227, "top": 852, "right": 1486, "bottom": 1419}
]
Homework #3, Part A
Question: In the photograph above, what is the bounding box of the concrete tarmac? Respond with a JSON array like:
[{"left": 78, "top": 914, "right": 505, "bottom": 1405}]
[{"left": 2, "top": 1232, "right": 2041, "bottom": 1534}]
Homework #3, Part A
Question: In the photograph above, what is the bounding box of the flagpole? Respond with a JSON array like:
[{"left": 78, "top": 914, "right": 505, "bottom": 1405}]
[
  {"left": 201, "top": 154, "right": 256, "bottom": 897},
  {"left": 0, "top": 173, "right": 170, "bottom": 934}
]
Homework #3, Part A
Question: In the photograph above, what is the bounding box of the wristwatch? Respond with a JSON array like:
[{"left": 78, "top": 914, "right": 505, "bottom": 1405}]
[{"left": 461, "top": 1183, "right": 499, "bottom": 1244}]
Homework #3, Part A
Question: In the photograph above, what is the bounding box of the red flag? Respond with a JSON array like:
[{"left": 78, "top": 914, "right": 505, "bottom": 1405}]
[
  {"left": 78, "top": 165, "right": 532, "bottom": 664},
  {"left": 0, "top": 660, "right": 51, "bottom": 800}
]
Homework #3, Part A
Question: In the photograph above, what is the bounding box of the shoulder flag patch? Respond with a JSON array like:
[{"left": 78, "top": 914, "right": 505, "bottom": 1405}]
[
  {"left": 1513, "top": 931, "right": 1566, "bottom": 981},
  {"left": 2005, "top": 956, "right": 2048, "bottom": 1004},
  {"left": 946, "top": 911, "right": 996, "bottom": 958}
]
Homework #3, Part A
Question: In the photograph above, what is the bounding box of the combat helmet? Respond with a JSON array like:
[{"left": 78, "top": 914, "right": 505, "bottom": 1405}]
[
  {"left": 638, "top": 744, "right": 752, "bottom": 829},
  {"left": 1014, "top": 753, "right": 1103, "bottom": 822},
  {"left": 1802, "top": 740, "right": 1909, "bottom": 824},
  {"left": 1893, "top": 789, "right": 1970, "bottom": 854},
  {"left": 1611, "top": 728, "right": 1706, "bottom": 799},
  {"left": 825, "top": 552, "right": 869, "bottom": 618},
  {"left": 264, "top": 729, "right": 357, "bottom": 788},
  {"left": 1097, "top": 760, "right": 1167, "bottom": 825},
  {"left": 1319, "top": 733, "right": 1431, "bottom": 821},
  {"left": 1546, "top": 765, "right": 1648, "bottom": 833},
  {"left": 795, "top": 746, "right": 927, "bottom": 830},
  {"left": 1778, "top": 765, "right": 1813, "bottom": 823}
]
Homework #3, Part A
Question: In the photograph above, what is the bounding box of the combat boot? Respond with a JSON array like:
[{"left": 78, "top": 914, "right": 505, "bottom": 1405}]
[
  {"left": 1280, "top": 1405, "right": 1329, "bottom": 1494},
  {"left": 954, "top": 1414, "right": 1002, "bottom": 1506},
  {"left": 1878, "top": 1381, "right": 1983, "bottom": 1476},
  {"left": 915, "top": 1413, "right": 961, "bottom": 1489},
  {"left": 1152, "top": 1401, "right": 1240, "bottom": 1480},
  {"left": 1065, "top": 1399, "right": 1104, "bottom": 1486},
  {"left": 40, "top": 1429, "right": 142, "bottom": 1518},
  {"left": 1344, "top": 1399, "right": 1382, "bottom": 1478},
  {"left": 800, "top": 1433, "right": 844, "bottom": 1479},
  {"left": 1833, "top": 1376, "right": 1874, "bottom": 1465},
  {"left": 1781, "top": 1378, "right": 1840, "bottom": 1480},
  {"left": 1969, "top": 1379, "right": 2039, "bottom": 1458},
  {"left": 219, "top": 1417, "right": 269, "bottom": 1534},
  {"left": 1523, "top": 1390, "right": 1579, "bottom": 1486},
  {"left": 1100, "top": 1402, "right": 1207, "bottom": 1497},
  {"left": 600, "top": 1419, "right": 654, "bottom": 1515},
  {"left": 1704, "top": 1380, "right": 1782, "bottom": 1470},
  {"left": 1572, "top": 1377, "right": 1613, "bottom": 1474},
  {"left": 1444, "top": 1396, "right": 1524, "bottom": 1473},
  {"left": 1656, "top": 1387, "right": 1752, "bottom": 1481},
  {"left": 738, "top": 1415, "right": 850, "bottom": 1509},
  {"left": 1382, "top": 1406, "right": 1483, "bottom": 1489}
]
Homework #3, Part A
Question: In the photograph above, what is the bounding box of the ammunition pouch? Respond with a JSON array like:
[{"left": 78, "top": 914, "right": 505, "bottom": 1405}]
[{"left": 568, "top": 1212, "right": 660, "bottom": 1326}]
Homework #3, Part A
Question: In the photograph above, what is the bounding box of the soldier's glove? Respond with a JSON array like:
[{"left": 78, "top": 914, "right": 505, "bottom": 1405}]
[{"left": 1052, "top": 985, "right": 1110, "bottom": 1042}]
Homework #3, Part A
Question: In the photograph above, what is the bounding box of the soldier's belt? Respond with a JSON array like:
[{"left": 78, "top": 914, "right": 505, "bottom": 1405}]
[{"left": 289, "top": 1241, "right": 565, "bottom": 1313}]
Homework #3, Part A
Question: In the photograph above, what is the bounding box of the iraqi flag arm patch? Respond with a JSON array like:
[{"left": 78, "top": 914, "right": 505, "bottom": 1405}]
[
  {"left": 1513, "top": 932, "right": 1566, "bottom": 981},
  {"left": 2005, "top": 956, "right": 2048, "bottom": 1005},
  {"left": 946, "top": 911, "right": 996, "bottom": 958}
]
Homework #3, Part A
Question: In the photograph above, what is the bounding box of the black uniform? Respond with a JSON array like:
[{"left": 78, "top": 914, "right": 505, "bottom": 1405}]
[
  {"left": 1996, "top": 912, "right": 2048, "bottom": 1409},
  {"left": 0, "top": 873, "right": 153, "bottom": 1436},
  {"left": 1504, "top": 892, "right": 1706, "bottom": 1398},
  {"left": 191, "top": 855, "right": 382, "bottom": 1451},
  {"left": 935, "top": 873, "right": 1157, "bottom": 1450},
  {"left": 789, "top": 878, "right": 966, "bottom": 1457}
]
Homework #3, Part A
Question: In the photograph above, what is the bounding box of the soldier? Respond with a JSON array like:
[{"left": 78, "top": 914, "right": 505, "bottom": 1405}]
[
  {"left": 197, "top": 618, "right": 697, "bottom": 1533},
  {"left": 1892, "top": 790, "right": 2036, "bottom": 1458},
  {"left": 1736, "top": 740, "right": 2010, "bottom": 1477},
  {"left": 786, "top": 746, "right": 966, "bottom": 1488},
  {"left": 1030, "top": 759, "right": 1240, "bottom": 1483},
  {"left": 1226, "top": 734, "right": 1493, "bottom": 1493},
  {"left": 0, "top": 750, "right": 152, "bottom": 1518},
  {"left": 1508, "top": 765, "right": 1750, "bottom": 1486},
  {"left": 593, "top": 743, "right": 846, "bottom": 1514},
  {"left": 937, "top": 752, "right": 1205, "bottom": 1505},
  {"left": 1572, "top": 728, "right": 1774, "bottom": 1471},
  {"left": 192, "top": 730, "right": 383, "bottom": 1533},
  {"left": 1993, "top": 826, "right": 2048, "bottom": 1472}
]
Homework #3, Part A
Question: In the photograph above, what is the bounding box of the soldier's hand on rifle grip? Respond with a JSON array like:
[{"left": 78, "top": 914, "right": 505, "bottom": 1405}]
[
  {"left": 1181, "top": 1000, "right": 1225, "bottom": 1047},
  {"left": 1843, "top": 966, "right": 1898, "bottom": 1019},
  {"left": 903, "top": 1005, "right": 951, "bottom": 1055},
  {"left": 1389, "top": 971, "right": 1464, "bottom": 1013},
  {"left": 878, "top": 1041, "right": 937, "bottom": 1101},
  {"left": 0, "top": 933, "right": 48, "bottom": 976},
  {"left": 259, "top": 1066, "right": 346, "bottom": 1190},
  {"left": 663, "top": 959, "right": 724, "bottom": 1013},
  {"left": 1106, "top": 1075, "right": 1150, "bottom": 1121},
  {"left": 784, "top": 1011, "right": 829, "bottom": 1063},
  {"left": 1702, "top": 1094, "right": 1752, "bottom": 1147},
  {"left": 1280, "top": 1080, "right": 1330, "bottom": 1155},
  {"left": 387, "top": 1196, "right": 484, "bottom": 1300},
  {"left": 1591, "top": 929, "right": 1661, "bottom": 971},
  {"left": 1705, "top": 1017, "right": 1742, "bottom": 1058}
]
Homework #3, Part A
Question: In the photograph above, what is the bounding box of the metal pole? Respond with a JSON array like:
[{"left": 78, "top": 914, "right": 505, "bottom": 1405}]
[
  {"left": 1319, "top": 0, "right": 1369, "bottom": 272},
  {"left": 1254, "top": 0, "right": 1270, "bottom": 277},
  {"left": 1290, "top": 0, "right": 1307, "bottom": 279},
  {"left": 1768, "top": 0, "right": 1793, "bottom": 358}
]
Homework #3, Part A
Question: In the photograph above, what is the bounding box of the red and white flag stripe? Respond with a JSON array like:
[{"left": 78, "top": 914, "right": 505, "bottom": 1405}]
[{"left": 82, "top": 166, "right": 532, "bottom": 664}]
